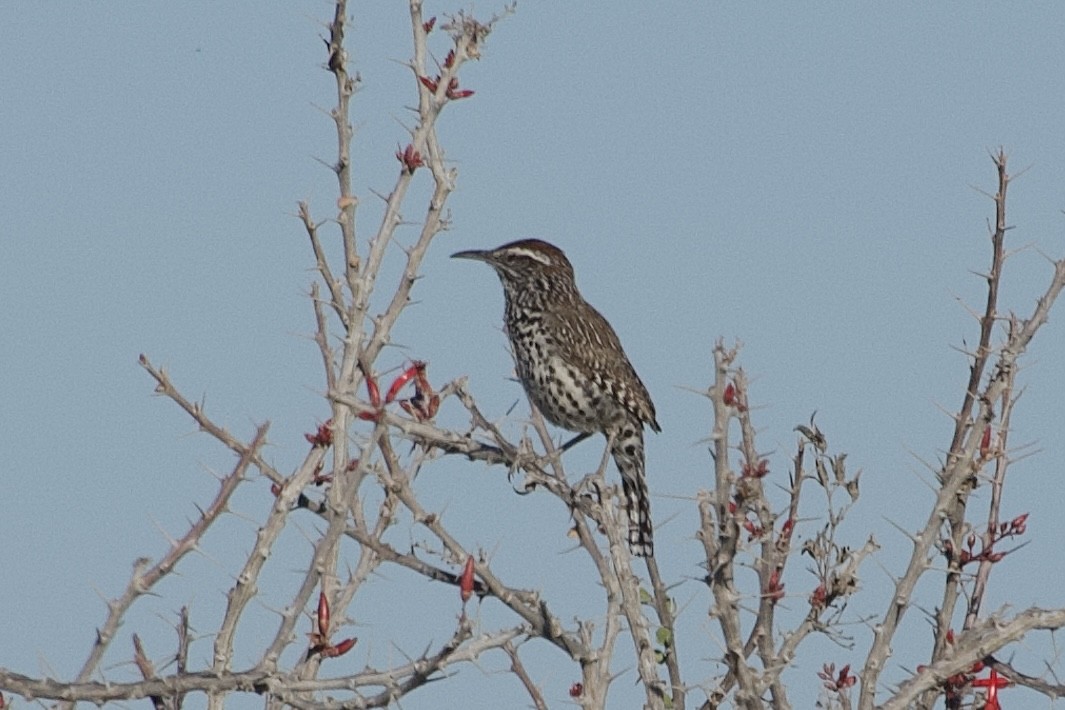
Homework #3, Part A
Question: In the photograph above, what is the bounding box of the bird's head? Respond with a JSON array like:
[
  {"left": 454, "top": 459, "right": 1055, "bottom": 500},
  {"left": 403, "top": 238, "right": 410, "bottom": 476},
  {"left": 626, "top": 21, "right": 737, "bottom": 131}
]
[{"left": 451, "top": 239, "right": 576, "bottom": 285}]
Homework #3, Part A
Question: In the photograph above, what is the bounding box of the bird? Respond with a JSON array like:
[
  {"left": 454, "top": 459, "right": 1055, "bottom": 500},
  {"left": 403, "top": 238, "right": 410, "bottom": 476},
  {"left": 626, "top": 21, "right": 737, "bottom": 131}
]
[{"left": 451, "top": 239, "right": 660, "bottom": 556}]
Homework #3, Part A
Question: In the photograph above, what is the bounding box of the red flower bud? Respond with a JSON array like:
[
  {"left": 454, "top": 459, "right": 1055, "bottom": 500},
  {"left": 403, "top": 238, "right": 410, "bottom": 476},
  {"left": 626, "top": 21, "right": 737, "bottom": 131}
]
[
  {"left": 395, "top": 144, "right": 424, "bottom": 173},
  {"left": 742, "top": 459, "right": 769, "bottom": 478},
  {"left": 305, "top": 419, "right": 334, "bottom": 447},
  {"left": 385, "top": 363, "right": 422, "bottom": 403},
  {"left": 424, "top": 394, "right": 441, "bottom": 419},
  {"left": 365, "top": 376, "right": 381, "bottom": 408},
  {"left": 980, "top": 425, "right": 992, "bottom": 458},
  {"left": 460, "top": 555, "right": 476, "bottom": 602},
  {"left": 442, "top": 76, "right": 474, "bottom": 100},
  {"left": 317, "top": 591, "right": 330, "bottom": 638},
  {"left": 321, "top": 637, "right": 357, "bottom": 658},
  {"left": 358, "top": 374, "right": 383, "bottom": 421},
  {"left": 765, "top": 569, "right": 785, "bottom": 602},
  {"left": 971, "top": 669, "right": 1008, "bottom": 709}
]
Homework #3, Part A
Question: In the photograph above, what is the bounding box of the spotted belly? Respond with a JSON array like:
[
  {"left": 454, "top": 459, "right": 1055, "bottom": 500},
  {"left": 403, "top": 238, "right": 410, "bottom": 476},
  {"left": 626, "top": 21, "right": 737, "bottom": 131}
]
[{"left": 518, "top": 354, "right": 624, "bottom": 433}]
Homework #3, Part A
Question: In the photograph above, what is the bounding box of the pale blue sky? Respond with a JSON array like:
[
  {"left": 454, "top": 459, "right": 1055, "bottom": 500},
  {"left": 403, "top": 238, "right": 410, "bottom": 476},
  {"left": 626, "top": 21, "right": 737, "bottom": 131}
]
[{"left": 3, "top": 3, "right": 1065, "bottom": 708}]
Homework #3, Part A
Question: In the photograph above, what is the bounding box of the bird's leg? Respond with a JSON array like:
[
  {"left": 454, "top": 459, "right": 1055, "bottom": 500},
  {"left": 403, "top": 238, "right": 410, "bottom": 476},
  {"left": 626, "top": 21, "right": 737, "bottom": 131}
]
[
  {"left": 537, "top": 431, "right": 591, "bottom": 470},
  {"left": 595, "top": 432, "right": 615, "bottom": 478},
  {"left": 559, "top": 431, "right": 592, "bottom": 453},
  {"left": 572, "top": 433, "right": 614, "bottom": 504}
]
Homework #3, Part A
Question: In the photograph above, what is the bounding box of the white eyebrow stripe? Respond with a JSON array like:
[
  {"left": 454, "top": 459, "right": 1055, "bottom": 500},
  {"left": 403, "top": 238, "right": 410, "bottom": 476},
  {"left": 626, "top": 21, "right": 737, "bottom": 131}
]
[{"left": 506, "top": 247, "right": 554, "bottom": 266}]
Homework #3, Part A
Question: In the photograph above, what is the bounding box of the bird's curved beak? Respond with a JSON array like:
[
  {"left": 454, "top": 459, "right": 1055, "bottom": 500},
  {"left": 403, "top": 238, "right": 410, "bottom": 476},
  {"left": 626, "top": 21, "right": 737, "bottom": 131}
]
[{"left": 450, "top": 249, "right": 492, "bottom": 261}]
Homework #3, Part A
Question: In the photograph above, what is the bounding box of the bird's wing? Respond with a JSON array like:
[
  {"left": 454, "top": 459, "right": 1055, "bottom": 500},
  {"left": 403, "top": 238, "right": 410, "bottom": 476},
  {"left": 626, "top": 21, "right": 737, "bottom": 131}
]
[{"left": 546, "top": 302, "right": 660, "bottom": 431}]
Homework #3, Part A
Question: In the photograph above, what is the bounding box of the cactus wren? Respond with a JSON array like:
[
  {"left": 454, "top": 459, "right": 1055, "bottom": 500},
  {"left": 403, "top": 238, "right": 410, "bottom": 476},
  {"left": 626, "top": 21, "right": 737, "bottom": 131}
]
[{"left": 452, "top": 239, "right": 660, "bottom": 556}]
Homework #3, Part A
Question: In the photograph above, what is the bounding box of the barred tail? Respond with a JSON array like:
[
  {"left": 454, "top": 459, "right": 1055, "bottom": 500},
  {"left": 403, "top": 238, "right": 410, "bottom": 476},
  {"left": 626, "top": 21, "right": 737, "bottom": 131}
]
[{"left": 612, "top": 422, "right": 653, "bottom": 557}]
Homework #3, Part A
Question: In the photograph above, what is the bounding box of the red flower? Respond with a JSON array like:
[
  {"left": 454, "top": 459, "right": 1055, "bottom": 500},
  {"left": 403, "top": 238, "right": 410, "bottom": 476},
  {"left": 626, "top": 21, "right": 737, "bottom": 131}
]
[{"left": 971, "top": 668, "right": 1008, "bottom": 710}]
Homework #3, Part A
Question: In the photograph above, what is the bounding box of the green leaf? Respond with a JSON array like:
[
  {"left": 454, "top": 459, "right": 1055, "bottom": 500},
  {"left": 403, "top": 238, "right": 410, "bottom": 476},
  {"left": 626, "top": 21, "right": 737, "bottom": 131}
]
[{"left": 656, "top": 626, "right": 674, "bottom": 648}]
